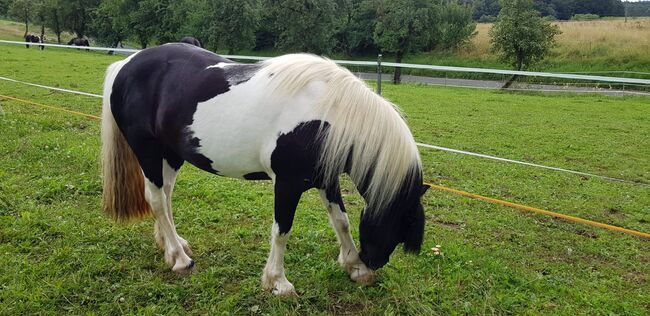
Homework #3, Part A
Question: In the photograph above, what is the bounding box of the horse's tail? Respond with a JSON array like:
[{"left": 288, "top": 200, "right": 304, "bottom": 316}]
[{"left": 101, "top": 61, "right": 151, "bottom": 221}]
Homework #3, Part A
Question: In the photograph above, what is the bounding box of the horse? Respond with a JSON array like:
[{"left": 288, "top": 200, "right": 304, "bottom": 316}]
[
  {"left": 68, "top": 38, "right": 89, "bottom": 47},
  {"left": 101, "top": 43, "right": 428, "bottom": 296},
  {"left": 24, "top": 34, "right": 44, "bottom": 50},
  {"left": 179, "top": 36, "right": 202, "bottom": 48}
]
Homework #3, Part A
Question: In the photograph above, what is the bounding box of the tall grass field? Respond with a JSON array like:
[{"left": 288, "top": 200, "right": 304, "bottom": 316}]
[{"left": 0, "top": 41, "right": 649, "bottom": 314}]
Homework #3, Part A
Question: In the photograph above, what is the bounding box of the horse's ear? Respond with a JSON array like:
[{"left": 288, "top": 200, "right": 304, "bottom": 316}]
[{"left": 420, "top": 183, "right": 431, "bottom": 196}]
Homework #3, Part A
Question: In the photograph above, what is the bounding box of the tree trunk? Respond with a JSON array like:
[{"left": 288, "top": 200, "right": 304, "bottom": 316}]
[
  {"left": 24, "top": 20, "right": 28, "bottom": 37},
  {"left": 53, "top": 11, "right": 62, "bottom": 44},
  {"left": 501, "top": 55, "right": 524, "bottom": 89},
  {"left": 393, "top": 52, "right": 404, "bottom": 84}
]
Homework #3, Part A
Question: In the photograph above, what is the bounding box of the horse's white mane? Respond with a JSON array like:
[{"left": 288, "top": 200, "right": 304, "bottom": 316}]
[{"left": 260, "top": 54, "right": 421, "bottom": 212}]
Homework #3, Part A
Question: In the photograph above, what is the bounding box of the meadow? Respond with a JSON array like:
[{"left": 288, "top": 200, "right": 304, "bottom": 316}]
[{"left": 0, "top": 43, "right": 649, "bottom": 314}]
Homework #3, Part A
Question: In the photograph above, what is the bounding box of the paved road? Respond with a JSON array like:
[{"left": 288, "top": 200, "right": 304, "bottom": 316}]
[{"left": 354, "top": 72, "right": 650, "bottom": 97}]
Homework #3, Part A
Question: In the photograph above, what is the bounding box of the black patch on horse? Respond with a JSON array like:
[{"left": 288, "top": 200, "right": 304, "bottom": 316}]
[
  {"left": 110, "top": 44, "right": 265, "bottom": 186},
  {"left": 270, "top": 121, "right": 331, "bottom": 233},
  {"left": 243, "top": 172, "right": 271, "bottom": 180}
]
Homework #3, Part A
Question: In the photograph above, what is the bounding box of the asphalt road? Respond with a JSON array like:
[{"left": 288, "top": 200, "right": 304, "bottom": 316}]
[{"left": 355, "top": 72, "right": 650, "bottom": 97}]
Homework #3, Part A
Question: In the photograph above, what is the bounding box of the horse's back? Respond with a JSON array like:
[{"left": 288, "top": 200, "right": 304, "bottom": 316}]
[{"left": 106, "top": 44, "right": 325, "bottom": 179}]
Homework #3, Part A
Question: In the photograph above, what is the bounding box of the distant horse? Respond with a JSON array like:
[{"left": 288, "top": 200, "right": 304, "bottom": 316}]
[
  {"left": 25, "top": 34, "right": 44, "bottom": 50},
  {"left": 101, "top": 44, "right": 428, "bottom": 296},
  {"left": 68, "top": 38, "right": 89, "bottom": 47},
  {"left": 179, "top": 36, "right": 201, "bottom": 48}
]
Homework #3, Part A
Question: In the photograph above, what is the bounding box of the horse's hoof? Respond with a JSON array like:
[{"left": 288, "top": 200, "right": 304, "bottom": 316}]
[
  {"left": 349, "top": 264, "right": 376, "bottom": 285},
  {"left": 271, "top": 282, "right": 297, "bottom": 297},
  {"left": 173, "top": 259, "right": 195, "bottom": 275}
]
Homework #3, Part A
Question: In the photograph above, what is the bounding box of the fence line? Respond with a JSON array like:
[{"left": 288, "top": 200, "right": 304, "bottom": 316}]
[
  {"left": 0, "top": 75, "right": 644, "bottom": 186},
  {"left": 0, "top": 75, "right": 103, "bottom": 98},
  {"left": 3, "top": 92, "right": 648, "bottom": 239},
  {"left": 2, "top": 39, "right": 650, "bottom": 86}
]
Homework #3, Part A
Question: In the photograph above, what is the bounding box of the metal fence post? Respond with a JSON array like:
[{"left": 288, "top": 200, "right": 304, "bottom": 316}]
[{"left": 377, "top": 54, "right": 382, "bottom": 95}]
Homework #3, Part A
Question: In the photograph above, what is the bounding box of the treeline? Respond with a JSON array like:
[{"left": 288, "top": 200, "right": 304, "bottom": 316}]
[
  {"left": 625, "top": 1, "right": 650, "bottom": 17},
  {"left": 0, "top": 0, "right": 477, "bottom": 57},
  {"left": 465, "top": 0, "right": 626, "bottom": 21}
]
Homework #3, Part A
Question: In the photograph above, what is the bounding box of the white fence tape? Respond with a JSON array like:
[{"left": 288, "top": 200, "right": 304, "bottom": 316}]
[
  {"left": 0, "top": 75, "right": 103, "bottom": 98},
  {"left": 416, "top": 143, "right": 644, "bottom": 185},
  {"left": 0, "top": 74, "right": 644, "bottom": 186},
  {"left": 2, "top": 39, "right": 650, "bottom": 86}
]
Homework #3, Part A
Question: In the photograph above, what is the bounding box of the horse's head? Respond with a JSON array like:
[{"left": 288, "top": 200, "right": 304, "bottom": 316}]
[{"left": 358, "top": 172, "right": 429, "bottom": 270}]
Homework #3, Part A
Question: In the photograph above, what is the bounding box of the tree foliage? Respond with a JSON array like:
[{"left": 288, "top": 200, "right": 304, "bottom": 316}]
[
  {"left": 489, "top": 0, "right": 560, "bottom": 72},
  {"left": 210, "top": 0, "right": 259, "bottom": 54},
  {"left": 373, "top": 0, "right": 436, "bottom": 83},
  {"left": 271, "top": 0, "right": 338, "bottom": 54},
  {"left": 465, "top": 0, "right": 625, "bottom": 20},
  {"left": 0, "top": 0, "right": 11, "bottom": 17},
  {"left": 8, "top": 0, "right": 32, "bottom": 36},
  {"left": 61, "top": 0, "right": 100, "bottom": 38},
  {"left": 90, "top": 0, "right": 130, "bottom": 47},
  {"left": 373, "top": 0, "right": 474, "bottom": 83},
  {"left": 625, "top": 1, "right": 650, "bottom": 17},
  {"left": 4, "top": 0, "right": 477, "bottom": 59}
]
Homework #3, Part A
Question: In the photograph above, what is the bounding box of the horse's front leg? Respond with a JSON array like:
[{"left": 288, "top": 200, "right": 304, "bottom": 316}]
[
  {"left": 318, "top": 183, "right": 375, "bottom": 284},
  {"left": 262, "top": 179, "right": 303, "bottom": 296}
]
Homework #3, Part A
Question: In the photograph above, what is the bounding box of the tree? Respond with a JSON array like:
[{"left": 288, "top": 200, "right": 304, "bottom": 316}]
[
  {"left": 435, "top": 0, "right": 476, "bottom": 49},
  {"left": 43, "top": 0, "right": 65, "bottom": 43},
  {"left": 8, "top": 0, "right": 33, "bottom": 37},
  {"left": 89, "top": 0, "right": 131, "bottom": 48},
  {"left": 271, "top": 0, "right": 338, "bottom": 54},
  {"left": 373, "top": 0, "right": 435, "bottom": 83},
  {"left": 61, "top": 0, "right": 101, "bottom": 38},
  {"left": 333, "top": 0, "right": 378, "bottom": 56},
  {"left": 0, "top": 0, "right": 11, "bottom": 17},
  {"left": 129, "top": 0, "right": 159, "bottom": 48},
  {"left": 210, "top": 0, "right": 260, "bottom": 54},
  {"left": 489, "top": 0, "right": 560, "bottom": 88}
]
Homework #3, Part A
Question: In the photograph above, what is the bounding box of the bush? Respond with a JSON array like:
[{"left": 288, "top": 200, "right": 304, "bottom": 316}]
[{"left": 571, "top": 14, "right": 600, "bottom": 21}]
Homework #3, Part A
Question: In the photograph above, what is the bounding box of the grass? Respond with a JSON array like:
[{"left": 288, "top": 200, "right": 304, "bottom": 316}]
[{"left": 1, "top": 42, "right": 649, "bottom": 314}]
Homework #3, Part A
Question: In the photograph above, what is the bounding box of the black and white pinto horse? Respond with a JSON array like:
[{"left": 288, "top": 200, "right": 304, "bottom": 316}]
[
  {"left": 25, "top": 34, "right": 44, "bottom": 50},
  {"left": 101, "top": 43, "right": 428, "bottom": 295},
  {"left": 179, "top": 36, "right": 202, "bottom": 48}
]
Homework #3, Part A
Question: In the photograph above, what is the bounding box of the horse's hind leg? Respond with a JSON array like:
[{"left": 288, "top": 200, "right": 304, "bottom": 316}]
[
  {"left": 318, "top": 182, "right": 375, "bottom": 284},
  {"left": 137, "top": 143, "right": 194, "bottom": 274},
  {"left": 153, "top": 156, "right": 192, "bottom": 257}
]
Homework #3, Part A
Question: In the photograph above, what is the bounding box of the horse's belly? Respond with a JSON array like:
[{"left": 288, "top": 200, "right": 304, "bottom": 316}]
[{"left": 187, "top": 101, "right": 272, "bottom": 178}]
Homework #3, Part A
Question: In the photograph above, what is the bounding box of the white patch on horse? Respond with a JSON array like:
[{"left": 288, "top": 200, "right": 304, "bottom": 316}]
[
  {"left": 188, "top": 71, "right": 327, "bottom": 179},
  {"left": 205, "top": 62, "right": 231, "bottom": 70},
  {"left": 318, "top": 190, "right": 375, "bottom": 284},
  {"left": 153, "top": 159, "right": 192, "bottom": 256},
  {"left": 144, "top": 176, "right": 194, "bottom": 273},
  {"left": 262, "top": 222, "right": 296, "bottom": 296}
]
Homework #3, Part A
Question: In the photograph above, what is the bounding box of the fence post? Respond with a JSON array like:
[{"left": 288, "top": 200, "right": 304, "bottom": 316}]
[{"left": 377, "top": 54, "right": 382, "bottom": 95}]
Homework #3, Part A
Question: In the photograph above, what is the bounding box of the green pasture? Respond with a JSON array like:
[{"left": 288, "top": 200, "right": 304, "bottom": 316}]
[{"left": 0, "top": 43, "right": 648, "bottom": 315}]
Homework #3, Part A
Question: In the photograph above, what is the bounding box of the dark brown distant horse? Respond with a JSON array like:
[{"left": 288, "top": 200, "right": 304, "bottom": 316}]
[
  {"left": 25, "top": 34, "right": 44, "bottom": 50},
  {"left": 68, "top": 38, "right": 90, "bottom": 47}
]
